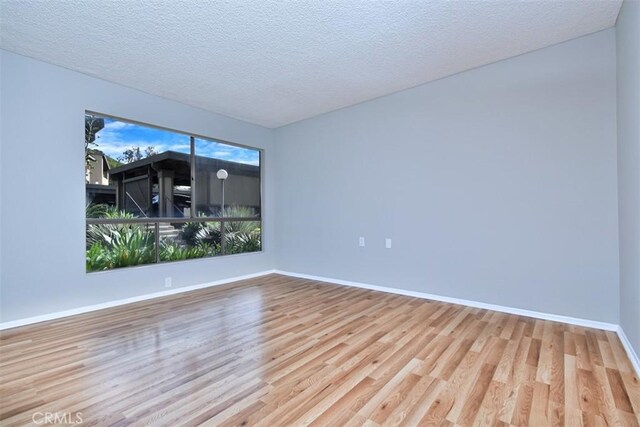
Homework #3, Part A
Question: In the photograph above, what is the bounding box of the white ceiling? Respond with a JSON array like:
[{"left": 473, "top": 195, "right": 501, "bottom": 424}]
[{"left": 1, "top": 0, "right": 622, "bottom": 128}]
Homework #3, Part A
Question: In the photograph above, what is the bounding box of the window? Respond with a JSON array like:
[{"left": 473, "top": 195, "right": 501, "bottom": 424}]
[{"left": 85, "top": 113, "right": 262, "bottom": 272}]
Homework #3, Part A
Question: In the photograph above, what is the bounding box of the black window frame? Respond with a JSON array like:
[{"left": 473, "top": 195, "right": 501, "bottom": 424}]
[{"left": 85, "top": 111, "right": 264, "bottom": 273}]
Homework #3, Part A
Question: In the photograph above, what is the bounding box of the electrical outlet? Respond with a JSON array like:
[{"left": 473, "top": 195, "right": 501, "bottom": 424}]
[
  {"left": 385, "top": 238, "right": 392, "bottom": 249},
  {"left": 359, "top": 237, "right": 365, "bottom": 247},
  {"left": 164, "top": 277, "right": 172, "bottom": 288}
]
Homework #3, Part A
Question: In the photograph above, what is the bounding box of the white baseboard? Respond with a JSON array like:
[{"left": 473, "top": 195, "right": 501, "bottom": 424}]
[
  {"left": 0, "top": 270, "right": 276, "bottom": 331},
  {"left": 616, "top": 326, "right": 640, "bottom": 376},
  {"left": 274, "top": 270, "right": 619, "bottom": 332},
  {"left": 2, "top": 268, "right": 638, "bottom": 377},
  {"left": 277, "top": 270, "right": 640, "bottom": 375}
]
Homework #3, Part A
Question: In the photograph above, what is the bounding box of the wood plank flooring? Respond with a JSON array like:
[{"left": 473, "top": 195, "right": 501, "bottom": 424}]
[{"left": 1, "top": 274, "right": 638, "bottom": 426}]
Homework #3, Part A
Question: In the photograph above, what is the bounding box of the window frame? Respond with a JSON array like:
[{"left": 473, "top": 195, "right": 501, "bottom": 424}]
[{"left": 85, "top": 111, "right": 264, "bottom": 272}]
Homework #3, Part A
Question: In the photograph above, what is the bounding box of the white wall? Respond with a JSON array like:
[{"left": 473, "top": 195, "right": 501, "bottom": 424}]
[
  {"left": 275, "top": 30, "right": 620, "bottom": 323},
  {"left": 0, "top": 29, "right": 624, "bottom": 326},
  {"left": 616, "top": 0, "right": 640, "bottom": 355},
  {"left": 0, "top": 50, "right": 275, "bottom": 322},
  {"left": 0, "top": 51, "right": 3, "bottom": 296}
]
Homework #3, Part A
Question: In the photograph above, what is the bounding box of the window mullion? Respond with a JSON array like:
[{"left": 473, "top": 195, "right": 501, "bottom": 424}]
[{"left": 190, "top": 135, "right": 196, "bottom": 219}]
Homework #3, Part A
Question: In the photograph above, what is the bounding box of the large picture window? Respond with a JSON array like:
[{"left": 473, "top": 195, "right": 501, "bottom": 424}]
[{"left": 85, "top": 113, "right": 262, "bottom": 272}]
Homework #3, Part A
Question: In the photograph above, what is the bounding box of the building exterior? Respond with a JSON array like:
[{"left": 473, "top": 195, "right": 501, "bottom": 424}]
[
  {"left": 92, "top": 151, "right": 260, "bottom": 217},
  {"left": 85, "top": 151, "right": 111, "bottom": 185}
]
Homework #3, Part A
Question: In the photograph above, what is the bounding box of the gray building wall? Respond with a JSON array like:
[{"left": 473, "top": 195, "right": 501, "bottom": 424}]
[
  {"left": 274, "top": 29, "right": 620, "bottom": 323},
  {"left": 616, "top": 0, "right": 640, "bottom": 356},
  {"left": 0, "top": 50, "right": 275, "bottom": 322},
  {"left": 197, "top": 171, "right": 261, "bottom": 212}
]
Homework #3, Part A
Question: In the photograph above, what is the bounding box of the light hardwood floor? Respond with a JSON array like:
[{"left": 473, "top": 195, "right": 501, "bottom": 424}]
[{"left": 1, "top": 274, "right": 638, "bottom": 426}]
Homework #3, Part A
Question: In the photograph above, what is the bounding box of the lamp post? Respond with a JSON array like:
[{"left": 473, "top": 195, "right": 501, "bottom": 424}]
[{"left": 216, "top": 169, "right": 228, "bottom": 216}]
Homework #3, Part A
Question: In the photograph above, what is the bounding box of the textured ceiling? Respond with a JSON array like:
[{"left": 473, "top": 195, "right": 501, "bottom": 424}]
[{"left": 1, "top": 0, "right": 622, "bottom": 128}]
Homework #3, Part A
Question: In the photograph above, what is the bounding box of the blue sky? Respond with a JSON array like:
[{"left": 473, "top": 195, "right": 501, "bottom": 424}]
[{"left": 94, "top": 117, "right": 260, "bottom": 166}]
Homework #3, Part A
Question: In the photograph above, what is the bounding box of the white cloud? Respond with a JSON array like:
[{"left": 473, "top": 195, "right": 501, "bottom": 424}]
[
  {"left": 102, "top": 121, "right": 133, "bottom": 131},
  {"left": 92, "top": 118, "right": 258, "bottom": 165}
]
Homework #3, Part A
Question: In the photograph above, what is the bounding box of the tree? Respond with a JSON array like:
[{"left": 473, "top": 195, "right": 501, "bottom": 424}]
[
  {"left": 105, "top": 156, "right": 123, "bottom": 169},
  {"left": 85, "top": 115, "right": 105, "bottom": 168},
  {"left": 118, "top": 146, "right": 157, "bottom": 163}
]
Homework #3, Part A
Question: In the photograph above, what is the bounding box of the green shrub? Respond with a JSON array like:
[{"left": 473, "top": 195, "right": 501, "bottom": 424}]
[
  {"left": 86, "top": 226, "right": 155, "bottom": 271},
  {"left": 86, "top": 243, "right": 108, "bottom": 271},
  {"left": 86, "top": 204, "right": 139, "bottom": 250},
  {"left": 225, "top": 222, "right": 261, "bottom": 254},
  {"left": 218, "top": 206, "right": 261, "bottom": 254},
  {"left": 194, "top": 223, "right": 221, "bottom": 247},
  {"left": 86, "top": 203, "right": 132, "bottom": 219},
  {"left": 180, "top": 221, "right": 205, "bottom": 246},
  {"left": 85, "top": 203, "right": 262, "bottom": 271},
  {"left": 159, "top": 241, "right": 219, "bottom": 262}
]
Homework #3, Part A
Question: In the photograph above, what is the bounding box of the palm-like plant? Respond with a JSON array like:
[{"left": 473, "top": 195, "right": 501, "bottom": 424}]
[
  {"left": 85, "top": 203, "right": 134, "bottom": 219},
  {"left": 86, "top": 204, "right": 139, "bottom": 249},
  {"left": 225, "top": 225, "right": 261, "bottom": 254},
  {"left": 86, "top": 226, "right": 155, "bottom": 271},
  {"left": 85, "top": 203, "right": 262, "bottom": 271},
  {"left": 86, "top": 203, "right": 156, "bottom": 271},
  {"left": 159, "top": 241, "right": 218, "bottom": 261},
  {"left": 219, "top": 205, "right": 261, "bottom": 254}
]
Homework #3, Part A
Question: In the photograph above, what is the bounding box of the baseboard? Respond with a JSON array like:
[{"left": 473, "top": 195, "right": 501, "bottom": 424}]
[
  {"left": 279, "top": 270, "right": 637, "bottom": 376},
  {"left": 616, "top": 326, "right": 640, "bottom": 376},
  {"left": 3, "top": 268, "right": 636, "bottom": 375},
  {"left": 274, "top": 270, "right": 619, "bottom": 332},
  {"left": 0, "top": 270, "right": 276, "bottom": 331}
]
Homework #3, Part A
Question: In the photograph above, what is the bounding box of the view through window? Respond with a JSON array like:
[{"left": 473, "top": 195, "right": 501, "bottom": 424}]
[{"left": 85, "top": 113, "right": 262, "bottom": 272}]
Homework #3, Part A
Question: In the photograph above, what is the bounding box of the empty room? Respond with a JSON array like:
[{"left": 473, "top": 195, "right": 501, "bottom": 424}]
[{"left": 0, "top": 0, "right": 639, "bottom": 425}]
